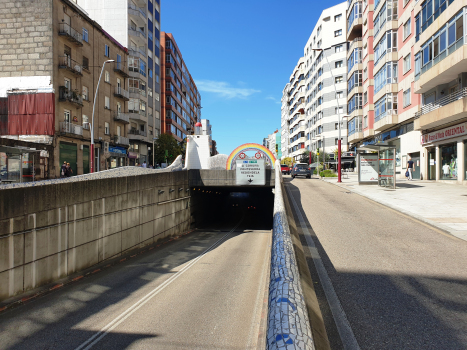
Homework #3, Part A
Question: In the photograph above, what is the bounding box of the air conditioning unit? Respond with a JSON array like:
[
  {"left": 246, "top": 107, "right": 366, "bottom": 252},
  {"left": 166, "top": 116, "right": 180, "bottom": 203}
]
[{"left": 104, "top": 142, "right": 109, "bottom": 152}]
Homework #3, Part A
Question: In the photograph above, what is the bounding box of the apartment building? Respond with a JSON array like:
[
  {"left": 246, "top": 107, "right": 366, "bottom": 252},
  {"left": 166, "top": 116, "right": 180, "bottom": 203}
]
[
  {"left": 303, "top": 2, "right": 349, "bottom": 159},
  {"left": 280, "top": 83, "right": 290, "bottom": 160},
  {"left": 347, "top": 0, "right": 423, "bottom": 179},
  {"left": 76, "top": 0, "right": 161, "bottom": 166},
  {"left": 161, "top": 33, "right": 201, "bottom": 141},
  {"left": 0, "top": 0, "right": 130, "bottom": 177},
  {"left": 413, "top": 0, "right": 467, "bottom": 184}
]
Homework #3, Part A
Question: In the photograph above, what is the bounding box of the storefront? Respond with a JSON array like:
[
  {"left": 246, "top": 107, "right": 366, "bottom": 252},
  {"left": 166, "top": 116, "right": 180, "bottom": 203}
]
[
  {"left": 0, "top": 145, "right": 41, "bottom": 183},
  {"left": 421, "top": 122, "right": 467, "bottom": 183},
  {"left": 108, "top": 146, "right": 128, "bottom": 169},
  {"left": 128, "top": 151, "right": 139, "bottom": 166}
]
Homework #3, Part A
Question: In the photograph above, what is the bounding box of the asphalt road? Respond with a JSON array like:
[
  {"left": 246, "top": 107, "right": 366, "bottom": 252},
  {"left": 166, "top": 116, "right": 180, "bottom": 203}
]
[
  {"left": 285, "top": 176, "right": 467, "bottom": 350},
  {"left": 0, "top": 216, "right": 271, "bottom": 350}
]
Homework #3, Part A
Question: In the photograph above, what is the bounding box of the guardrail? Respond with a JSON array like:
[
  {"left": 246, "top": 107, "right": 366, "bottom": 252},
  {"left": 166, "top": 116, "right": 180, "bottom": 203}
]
[
  {"left": 266, "top": 160, "right": 314, "bottom": 349},
  {"left": 414, "top": 87, "right": 467, "bottom": 119}
]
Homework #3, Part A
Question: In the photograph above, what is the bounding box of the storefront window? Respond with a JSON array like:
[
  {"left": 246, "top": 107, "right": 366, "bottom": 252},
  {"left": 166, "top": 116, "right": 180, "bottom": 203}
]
[{"left": 440, "top": 143, "right": 457, "bottom": 180}]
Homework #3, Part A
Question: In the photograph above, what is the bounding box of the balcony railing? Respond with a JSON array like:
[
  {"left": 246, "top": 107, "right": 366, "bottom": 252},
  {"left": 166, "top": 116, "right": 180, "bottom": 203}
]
[
  {"left": 60, "top": 122, "right": 83, "bottom": 136},
  {"left": 58, "top": 86, "right": 83, "bottom": 106},
  {"left": 129, "top": 45, "right": 146, "bottom": 57},
  {"left": 58, "top": 56, "right": 83, "bottom": 76},
  {"left": 113, "top": 62, "right": 129, "bottom": 77},
  {"left": 129, "top": 87, "right": 146, "bottom": 97},
  {"left": 415, "top": 88, "right": 467, "bottom": 119},
  {"left": 58, "top": 23, "right": 83, "bottom": 46},
  {"left": 114, "top": 86, "right": 130, "bottom": 100},
  {"left": 128, "top": 25, "right": 146, "bottom": 39},
  {"left": 113, "top": 111, "right": 130, "bottom": 124},
  {"left": 115, "top": 135, "right": 130, "bottom": 146},
  {"left": 128, "top": 3, "right": 146, "bottom": 19},
  {"left": 129, "top": 129, "right": 147, "bottom": 137}
]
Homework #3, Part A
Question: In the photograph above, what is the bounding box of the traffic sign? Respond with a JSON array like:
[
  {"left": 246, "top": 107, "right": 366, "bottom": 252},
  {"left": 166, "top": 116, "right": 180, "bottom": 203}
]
[{"left": 236, "top": 159, "right": 266, "bottom": 185}]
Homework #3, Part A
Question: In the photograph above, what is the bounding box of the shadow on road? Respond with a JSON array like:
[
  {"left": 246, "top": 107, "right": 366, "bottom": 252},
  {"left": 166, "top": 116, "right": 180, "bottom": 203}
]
[{"left": 284, "top": 178, "right": 467, "bottom": 350}]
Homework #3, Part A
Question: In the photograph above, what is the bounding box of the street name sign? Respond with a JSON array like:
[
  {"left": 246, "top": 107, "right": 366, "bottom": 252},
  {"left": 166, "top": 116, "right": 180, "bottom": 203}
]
[{"left": 236, "top": 159, "right": 265, "bottom": 185}]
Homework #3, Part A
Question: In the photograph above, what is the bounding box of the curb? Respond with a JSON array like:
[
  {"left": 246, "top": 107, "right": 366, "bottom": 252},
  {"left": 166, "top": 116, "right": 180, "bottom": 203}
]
[
  {"left": 320, "top": 178, "right": 464, "bottom": 240},
  {"left": 0, "top": 229, "right": 197, "bottom": 315}
]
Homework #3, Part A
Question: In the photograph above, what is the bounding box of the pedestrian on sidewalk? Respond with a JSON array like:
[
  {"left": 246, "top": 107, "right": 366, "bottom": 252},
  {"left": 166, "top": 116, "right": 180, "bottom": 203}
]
[
  {"left": 60, "top": 161, "right": 67, "bottom": 178},
  {"left": 66, "top": 163, "right": 73, "bottom": 177},
  {"left": 407, "top": 156, "right": 414, "bottom": 180}
]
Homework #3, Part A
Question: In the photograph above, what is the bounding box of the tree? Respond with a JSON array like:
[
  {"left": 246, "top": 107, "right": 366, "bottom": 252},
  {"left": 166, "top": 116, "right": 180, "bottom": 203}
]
[
  {"left": 153, "top": 134, "right": 182, "bottom": 164},
  {"left": 332, "top": 147, "right": 345, "bottom": 159},
  {"left": 282, "top": 157, "right": 293, "bottom": 167}
]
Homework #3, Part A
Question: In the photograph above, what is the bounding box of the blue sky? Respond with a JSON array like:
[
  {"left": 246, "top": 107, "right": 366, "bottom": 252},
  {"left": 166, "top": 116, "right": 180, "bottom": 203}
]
[{"left": 162, "top": 0, "right": 343, "bottom": 155}]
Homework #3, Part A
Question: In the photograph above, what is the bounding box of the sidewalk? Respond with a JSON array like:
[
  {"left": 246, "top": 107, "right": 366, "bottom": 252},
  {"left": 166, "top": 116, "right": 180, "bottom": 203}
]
[{"left": 321, "top": 174, "right": 467, "bottom": 241}]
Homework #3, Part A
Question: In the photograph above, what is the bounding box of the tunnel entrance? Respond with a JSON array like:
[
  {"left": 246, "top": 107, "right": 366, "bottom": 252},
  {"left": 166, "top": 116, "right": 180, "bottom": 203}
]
[{"left": 190, "top": 186, "right": 274, "bottom": 231}]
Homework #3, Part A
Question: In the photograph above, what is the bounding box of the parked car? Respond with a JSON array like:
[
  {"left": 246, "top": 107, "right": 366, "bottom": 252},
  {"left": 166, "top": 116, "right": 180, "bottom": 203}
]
[
  {"left": 280, "top": 164, "right": 290, "bottom": 175},
  {"left": 291, "top": 163, "right": 311, "bottom": 179}
]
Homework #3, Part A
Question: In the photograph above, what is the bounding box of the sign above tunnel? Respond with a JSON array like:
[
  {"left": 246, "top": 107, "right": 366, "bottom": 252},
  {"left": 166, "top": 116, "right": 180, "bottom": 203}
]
[{"left": 236, "top": 159, "right": 266, "bottom": 185}]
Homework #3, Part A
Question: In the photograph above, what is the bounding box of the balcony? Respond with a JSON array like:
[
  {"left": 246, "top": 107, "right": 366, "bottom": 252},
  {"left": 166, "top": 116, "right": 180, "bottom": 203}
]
[
  {"left": 115, "top": 135, "right": 130, "bottom": 146},
  {"left": 414, "top": 88, "right": 467, "bottom": 131},
  {"left": 347, "top": 38, "right": 362, "bottom": 58},
  {"left": 128, "top": 25, "right": 146, "bottom": 45},
  {"left": 129, "top": 86, "right": 146, "bottom": 98},
  {"left": 113, "top": 111, "right": 130, "bottom": 124},
  {"left": 128, "top": 3, "right": 146, "bottom": 24},
  {"left": 114, "top": 86, "right": 130, "bottom": 100},
  {"left": 374, "top": 111, "right": 398, "bottom": 131},
  {"left": 129, "top": 107, "right": 148, "bottom": 122},
  {"left": 348, "top": 130, "right": 364, "bottom": 143},
  {"left": 347, "top": 10, "right": 362, "bottom": 41},
  {"left": 58, "top": 86, "right": 83, "bottom": 107},
  {"left": 128, "top": 128, "right": 147, "bottom": 141},
  {"left": 58, "top": 56, "right": 83, "bottom": 76},
  {"left": 128, "top": 45, "right": 146, "bottom": 60},
  {"left": 60, "top": 122, "right": 83, "bottom": 136},
  {"left": 113, "top": 62, "right": 129, "bottom": 78},
  {"left": 58, "top": 23, "right": 83, "bottom": 46}
]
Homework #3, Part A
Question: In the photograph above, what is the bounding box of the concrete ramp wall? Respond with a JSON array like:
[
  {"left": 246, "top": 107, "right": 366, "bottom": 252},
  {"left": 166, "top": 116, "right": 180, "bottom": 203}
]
[{"left": 0, "top": 171, "right": 191, "bottom": 301}]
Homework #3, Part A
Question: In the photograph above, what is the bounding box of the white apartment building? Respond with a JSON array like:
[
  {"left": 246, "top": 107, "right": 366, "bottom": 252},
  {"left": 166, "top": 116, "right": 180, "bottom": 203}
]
[
  {"left": 76, "top": 0, "right": 161, "bottom": 166},
  {"left": 281, "top": 83, "right": 290, "bottom": 160},
  {"left": 304, "top": 2, "right": 348, "bottom": 156}
]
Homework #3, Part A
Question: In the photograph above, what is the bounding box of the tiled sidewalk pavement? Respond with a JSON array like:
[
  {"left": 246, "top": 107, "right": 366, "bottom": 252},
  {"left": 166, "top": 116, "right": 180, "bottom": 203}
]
[{"left": 321, "top": 174, "right": 467, "bottom": 242}]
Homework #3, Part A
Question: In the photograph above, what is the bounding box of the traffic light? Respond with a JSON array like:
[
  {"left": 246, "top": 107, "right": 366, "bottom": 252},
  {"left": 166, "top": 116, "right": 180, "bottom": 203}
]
[{"left": 275, "top": 143, "right": 278, "bottom": 153}]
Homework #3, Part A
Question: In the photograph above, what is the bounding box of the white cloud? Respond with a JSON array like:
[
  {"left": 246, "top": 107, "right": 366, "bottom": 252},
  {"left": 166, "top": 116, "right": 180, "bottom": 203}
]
[
  {"left": 195, "top": 80, "right": 260, "bottom": 99},
  {"left": 266, "top": 96, "right": 281, "bottom": 104}
]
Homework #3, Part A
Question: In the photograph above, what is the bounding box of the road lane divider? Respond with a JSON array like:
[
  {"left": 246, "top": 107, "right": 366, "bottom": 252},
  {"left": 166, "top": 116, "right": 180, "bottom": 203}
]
[{"left": 74, "top": 219, "right": 243, "bottom": 350}]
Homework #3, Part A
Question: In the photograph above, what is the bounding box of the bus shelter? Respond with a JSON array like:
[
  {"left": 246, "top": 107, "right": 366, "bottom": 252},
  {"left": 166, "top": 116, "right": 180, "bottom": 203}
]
[
  {"left": 357, "top": 143, "right": 396, "bottom": 189},
  {"left": 0, "top": 145, "right": 40, "bottom": 183}
]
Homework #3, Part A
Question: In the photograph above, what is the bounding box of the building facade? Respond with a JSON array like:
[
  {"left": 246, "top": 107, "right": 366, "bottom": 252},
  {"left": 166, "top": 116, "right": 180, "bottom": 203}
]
[
  {"left": 346, "top": 0, "right": 424, "bottom": 179},
  {"left": 413, "top": 0, "right": 467, "bottom": 184},
  {"left": 160, "top": 33, "right": 201, "bottom": 142},
  {"left": 304, "top": 2, "right": 349, "bottom": 159},
  {"left": 76, "top": 0, "right": 161, "bottom": 166},
  {"left": 0, "top": 0, "right": 131, "bottom": 177},
  {"left": 280, "top": 83, "right": 290, "bottom": 160}
]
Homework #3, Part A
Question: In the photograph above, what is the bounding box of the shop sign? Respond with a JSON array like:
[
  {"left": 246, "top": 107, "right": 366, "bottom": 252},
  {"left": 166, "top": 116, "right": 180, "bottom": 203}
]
[
  {"left": 109, "top": 146, "right": 127, "bottom": 155},
  {"left": 421, "top": 122, "right": 467, "bottom": 145},
  {"left": 359, "top": 154, "right": 378, "bottom": 182},
  {"left": 128, "top": 151, "right": 138, "bottom": 159}
]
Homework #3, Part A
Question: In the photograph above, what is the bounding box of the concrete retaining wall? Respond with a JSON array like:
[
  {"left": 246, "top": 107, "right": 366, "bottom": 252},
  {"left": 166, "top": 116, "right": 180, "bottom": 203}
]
[{"left": 0, "top": 171, "right": 191, "bottom": 301}]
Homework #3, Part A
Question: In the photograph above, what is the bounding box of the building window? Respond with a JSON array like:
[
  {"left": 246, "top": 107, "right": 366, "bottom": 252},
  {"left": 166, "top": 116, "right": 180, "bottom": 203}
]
[
  {"left": 105, "top": 70, "right": 110, "bottom": 83},
  {"left": 104, "top": 122, "right": 109, "bottom": 135},
  {"left": 364, "top": 115, "right": 368, "bottom": 128},
  {"left": 336, "top": 91, "right": 343, "bottom": 98},
  {"left": 334, "top": 14, "right": 342, "bottom": 22},
  {"left": 105, "top": 96, "right": 110, "bottom": 109},
  {"left": 82, "top": 56, "right": 89, "bottom": 70},
  {"left": 64, "top": 77, "right": 71, "bottom": 90},
  {"left": 117, "top": 125, "right": 121, "bottom": 136},
  {"left": 335, "top": 60, "right": 343, "bottom": 68},
  {"left": 82, "top": 86, "right": 89, "bottom": 101},
  {"left": 363, "top": 91, "right": 368, "bottom": 105},
  {"left": 82, "top": 28, "right": 88, "bottom": 43},
  {"left": 403, "top": 88, "right": 411, "bottom": 107},
  {"left": 403, "top": 54, "right": 411, "bottom": 74},
  {"left": 403, "top": 18, "right": 411, "bottom": 40},
  {"left": 335, "top": 138, "right": 339, "bottom": 145},
  {"left": 334, "top": 29, "right": 342, "bottom": 37},
  {"left": 64, "top": 109, "right": 70, "bottom": 122},
  {"left": 335, "top": 106, "right": 344, "bottom": 114},
  {"left": 83, "top": 115, "right": 89, "bottom": 129},
  {"left": 363, "top": 67, "right": 368, "bottom": 81},
  {"left": 335, "top": 76, "right": 343, "bottom": 83},
  {"left": 335, "top": 45, "right": 343, "bottom": 53},
  {"left": 105, "top": 44, "right": 109, "bottom": 57},
  {"left": 335, "top": 123, "right": 339, "bottom": 130}
]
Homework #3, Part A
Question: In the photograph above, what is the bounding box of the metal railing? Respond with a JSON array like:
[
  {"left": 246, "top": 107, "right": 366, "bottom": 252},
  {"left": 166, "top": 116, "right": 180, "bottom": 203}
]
[
  {"left": 113, "top": 111, "right": 130, "bottom": 123},
  {"left": 129, "top": 45, "right": 146, "bottom": 57},
  {"left": 129, "top": 129, "right": 147, "bottom": 137},
  {"left": 415, "top": 88, "right": 467, "bottom": 119},
  {"left": 115, "top": 135, "right": 130, "bottom": 146},
  {"left": 129, "top": 87, "right": 146, "bottom": 97},
  {"left": 115, "top": 86, "right": 130, "bottom": 99},
  {"left": 128, "top": 25, "right": 146, "bottom": 39},
  {"left": 58, "top": 56, "right": 83, "bottom": 75},
  {"left": 58, "top": 86, "right": 83, "bottom": 106},
  {"left": 58, "top": 23, "right": 83, "bottom": 45},
  {"left": 60, "top": 122, "right": 83, "bottom": 136},
  {"left": 128, "top": 3, "right": 146, "bottom": 18}
]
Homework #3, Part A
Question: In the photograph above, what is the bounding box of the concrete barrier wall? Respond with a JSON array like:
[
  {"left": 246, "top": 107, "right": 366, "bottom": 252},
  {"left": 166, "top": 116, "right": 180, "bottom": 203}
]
[
  {"left": 266, "top": 161, "right": 315, "bottom": 349},
  {"left": 0, "top": 171, "right": 191, "bottom": 301}
]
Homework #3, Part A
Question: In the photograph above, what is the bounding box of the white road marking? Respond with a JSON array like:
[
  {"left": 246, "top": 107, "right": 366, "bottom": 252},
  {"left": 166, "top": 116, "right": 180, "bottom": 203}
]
[
  {"left": 74, "top": 220, "right": 243, "bottom": 350},
  {"left": 286, "top": 184, "right": 361, "bottom": 350}
]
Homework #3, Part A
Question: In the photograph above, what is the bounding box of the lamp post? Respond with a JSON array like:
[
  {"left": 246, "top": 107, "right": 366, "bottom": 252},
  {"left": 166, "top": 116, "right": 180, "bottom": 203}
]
[
  {"left": 312, "top": 45, "right": 345, "bottom": 182},
  {"left": 90, "top": 59, "right": 114, "bottom": 173}
]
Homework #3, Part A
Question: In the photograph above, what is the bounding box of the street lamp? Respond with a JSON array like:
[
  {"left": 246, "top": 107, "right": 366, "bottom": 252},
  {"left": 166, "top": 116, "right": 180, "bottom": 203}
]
[
  {"left": 90, "top": 59, "right": 114, "bottom": 173},
  {"left": 312, "top": 44, "right": 346, "bottom": 182}
]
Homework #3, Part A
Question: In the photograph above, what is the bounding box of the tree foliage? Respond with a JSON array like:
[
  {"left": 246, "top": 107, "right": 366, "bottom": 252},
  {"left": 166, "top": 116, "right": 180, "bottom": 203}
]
[
  {"left": 153, "top": 134, "right": 182, "bottom": 164},
  {"left": 281, "top": 157, "right": 293, "bottom": 167}
]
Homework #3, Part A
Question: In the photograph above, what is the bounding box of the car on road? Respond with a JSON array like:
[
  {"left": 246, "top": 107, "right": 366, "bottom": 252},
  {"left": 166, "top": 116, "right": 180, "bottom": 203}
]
[
  {"left": 280, "top": 164, "right": 290, "bottom": 175},
  {"left": 291, "top": 163, "right": 311, "bottom": 179}
]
